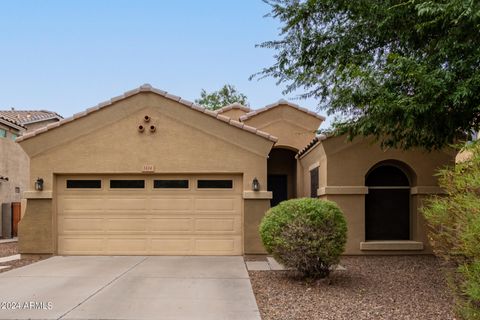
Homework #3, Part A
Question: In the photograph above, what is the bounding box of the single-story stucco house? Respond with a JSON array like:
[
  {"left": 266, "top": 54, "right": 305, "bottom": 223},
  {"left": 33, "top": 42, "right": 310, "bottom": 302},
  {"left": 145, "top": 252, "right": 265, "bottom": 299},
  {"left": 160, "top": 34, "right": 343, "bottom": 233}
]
[{"left": 16, "top": 84, "right": 454, "bottom": 256}]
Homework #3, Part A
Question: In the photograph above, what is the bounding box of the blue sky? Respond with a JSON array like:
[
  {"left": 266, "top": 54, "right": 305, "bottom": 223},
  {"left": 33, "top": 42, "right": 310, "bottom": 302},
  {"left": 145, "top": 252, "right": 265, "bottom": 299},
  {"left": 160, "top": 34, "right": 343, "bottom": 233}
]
[{"left": 0, "top": 1, "right": 327, "bottom": 123}]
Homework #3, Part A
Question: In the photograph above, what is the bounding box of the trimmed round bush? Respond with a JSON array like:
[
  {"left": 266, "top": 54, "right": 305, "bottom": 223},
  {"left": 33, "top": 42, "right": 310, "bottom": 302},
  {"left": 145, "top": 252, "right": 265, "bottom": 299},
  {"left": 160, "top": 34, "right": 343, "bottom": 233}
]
[{"left": 259, "top": 198, "right": 347, "bottom": 278}]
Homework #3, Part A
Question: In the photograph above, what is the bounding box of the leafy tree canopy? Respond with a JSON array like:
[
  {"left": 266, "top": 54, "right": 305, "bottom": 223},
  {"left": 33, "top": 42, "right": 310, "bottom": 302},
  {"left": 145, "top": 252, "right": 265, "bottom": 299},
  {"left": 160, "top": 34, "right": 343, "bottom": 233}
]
[
  {"left": 254, "top": 0, "right": 480, "bottom": 150},
  {"left": 195, "top": 84, "right": 249, "bottom": 110}
]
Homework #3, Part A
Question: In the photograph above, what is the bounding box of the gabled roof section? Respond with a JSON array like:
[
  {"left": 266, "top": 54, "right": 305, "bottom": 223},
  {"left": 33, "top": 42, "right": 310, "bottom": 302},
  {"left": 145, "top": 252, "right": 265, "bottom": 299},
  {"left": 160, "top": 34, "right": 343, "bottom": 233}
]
[
  {"left": 239, "top": 99, "right": 326, "bottom": 122},
  {"left": 216, "top": 103, "right": 251, "bottom": 114},
  {"left": 0, "top": 110, "right": 62, "bottom": 125},
  {"left": 0, "top": 113, "right": 26, "bottom": 130},
  {"left": 296, "top": 134, "right": 327, "bottom": 158},
  {"left": 17, "top": 84, "right": 278, "bottom": 143}
]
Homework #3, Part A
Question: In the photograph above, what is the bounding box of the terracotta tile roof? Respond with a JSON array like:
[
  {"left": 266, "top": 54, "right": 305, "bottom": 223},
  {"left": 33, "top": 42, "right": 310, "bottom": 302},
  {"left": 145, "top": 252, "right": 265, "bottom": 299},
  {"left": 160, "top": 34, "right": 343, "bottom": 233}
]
[
  {"left": 296, "top": 134, "right": 327, "bottom": 158},
  {"left": 17, "top": 84, "right": 278, "bottom": 143},
  {"left": 215, "top": 103, "right": 251, "bottom": 114},
  {"left": 239, "top": 99, "right": 326, "bottom": 122},
  {"left": 0, "top": 113, "right": 25, "bottom": 129},
  {"left": 0, "top": 110, "right": 63, "bottom": 125}
]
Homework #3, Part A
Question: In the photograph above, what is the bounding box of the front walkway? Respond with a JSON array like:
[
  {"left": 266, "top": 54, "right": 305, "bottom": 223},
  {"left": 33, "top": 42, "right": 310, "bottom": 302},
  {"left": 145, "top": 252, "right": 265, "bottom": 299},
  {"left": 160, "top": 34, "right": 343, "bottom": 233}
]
[{"left": 0, "top": 256, "right": 260, "bottom": 320}]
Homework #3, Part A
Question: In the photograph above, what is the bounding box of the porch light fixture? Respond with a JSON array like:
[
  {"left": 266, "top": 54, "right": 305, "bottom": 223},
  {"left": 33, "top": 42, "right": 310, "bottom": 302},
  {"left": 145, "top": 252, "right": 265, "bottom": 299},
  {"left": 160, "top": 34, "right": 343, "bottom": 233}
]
[
  {"left": 252, "top": 177, "right": 260, "bottom": 191},
  {"left": 35, "top": 178, "right": 44, "bottom": 191},
  {"left": 0, "top": 176, "right": 8, "bottom": 182}
]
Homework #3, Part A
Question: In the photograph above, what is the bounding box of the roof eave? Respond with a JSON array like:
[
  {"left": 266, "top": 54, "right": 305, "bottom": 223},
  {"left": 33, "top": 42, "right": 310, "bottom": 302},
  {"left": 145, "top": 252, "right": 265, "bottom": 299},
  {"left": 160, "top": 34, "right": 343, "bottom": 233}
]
[
  {"left": 239, "top": 99, "right": 326, "bottom": 122},
  {"left": 0, "top": 118, "right": 26, "bottom": 131},
  {"left": 296, "top": 134, "right": 327, "bottom": 159},
  {"left": 21, "top": 116, "right": 63, "bottom": 125},
  {"left": 16, "top": 84, "right": 278, "bottom": 143},
  {"left": 216, "top": 103, "right": 251, "bottom": 114}
]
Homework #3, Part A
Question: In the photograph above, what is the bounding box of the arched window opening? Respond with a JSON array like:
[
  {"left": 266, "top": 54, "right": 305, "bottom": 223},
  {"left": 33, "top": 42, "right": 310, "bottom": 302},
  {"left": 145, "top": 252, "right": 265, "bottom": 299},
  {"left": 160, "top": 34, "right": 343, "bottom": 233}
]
[{"left": 365, "top": 164, "right": 411, "bottom": 241}]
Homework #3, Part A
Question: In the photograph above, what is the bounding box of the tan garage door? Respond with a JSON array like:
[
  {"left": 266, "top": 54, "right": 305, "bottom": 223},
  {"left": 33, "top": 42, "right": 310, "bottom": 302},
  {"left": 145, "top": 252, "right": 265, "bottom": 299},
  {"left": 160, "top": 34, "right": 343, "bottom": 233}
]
[{"left": 56, "top": 175, "right": 242, "bottom": 255}]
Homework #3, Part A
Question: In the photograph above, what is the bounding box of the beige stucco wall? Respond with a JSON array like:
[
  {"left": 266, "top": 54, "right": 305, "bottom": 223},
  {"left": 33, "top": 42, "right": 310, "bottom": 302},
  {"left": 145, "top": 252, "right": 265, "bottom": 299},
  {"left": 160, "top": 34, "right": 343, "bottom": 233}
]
[
  {"left": 324, "top": 194, "right": 434, "bottom": 255},
  {"left": 244, "top": 199, "right": 270, "bottom": 254},
  {"left": 242, "top": 105, "right": 323, "bottom": 151},
  {"left": 0, "top": 124, "right": 28, "bottom": 204},
  {"left": 18, "top": 199, "right": 52, "bottom": 254},
  {"left": 19, "top": 92, "right": 274, "bottom": 254},
  {"left": 296, "top": 141, "right": 327, "bottom": 198},
  {"left": 323, "top": 194, "right": 365, "bottom": 254},
  {"left": 22, "top": 93, "right": 273, "bottom": 191},
  {"left": 322, "top": 135, "right": 453, "bottom": 186},
  {"left": 298, "top": 135, "right": 455, "bottom": 255}
]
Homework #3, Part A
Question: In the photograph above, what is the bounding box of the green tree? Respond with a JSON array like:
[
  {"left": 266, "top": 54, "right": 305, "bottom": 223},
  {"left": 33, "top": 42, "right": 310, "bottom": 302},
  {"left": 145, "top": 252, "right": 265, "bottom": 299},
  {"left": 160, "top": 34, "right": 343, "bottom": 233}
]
[
  {"left": 195, "top": 84, "right": 248, "bottom": 110},
  {"left": 423, "top": 143, "right": 480, "bottom": 319},
  {"left": 254, "top": 0, "right": 480, "bottom": 150}
]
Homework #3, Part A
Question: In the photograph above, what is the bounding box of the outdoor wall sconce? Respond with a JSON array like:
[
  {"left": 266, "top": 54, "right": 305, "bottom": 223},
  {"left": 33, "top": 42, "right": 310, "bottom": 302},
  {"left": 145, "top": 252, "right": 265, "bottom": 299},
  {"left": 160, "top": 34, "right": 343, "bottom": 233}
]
[
  {"left": 144, "top": 115, "right": 151, "bottom": 122},
  {"left": 0, "top": 176, "right": 8, "bottom": 182},
  {"left": 149, "top": 125, "right": 156, "bottom": 133},
  {"left": 138, "top": 125, "right": 145, "bottom": 132},
  {"left": 35, "top": 178, "right": 44, "bottom": 191},
  {"left": 252, "top": 177, "right": 260, "bottom": 191}
]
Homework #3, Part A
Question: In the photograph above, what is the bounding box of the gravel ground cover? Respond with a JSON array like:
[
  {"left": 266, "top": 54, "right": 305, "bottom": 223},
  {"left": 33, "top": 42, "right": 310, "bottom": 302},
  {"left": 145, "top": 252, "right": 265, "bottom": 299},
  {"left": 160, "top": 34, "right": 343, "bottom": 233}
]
[
  {"left": 249, "top": 255, "right": 455, "bottom": 320},
  {"left": 0, "top": 241, "right": 48, "bottom": 274},
  {"left": 0, "top": 242, "right": 18, "bottom": 257}
]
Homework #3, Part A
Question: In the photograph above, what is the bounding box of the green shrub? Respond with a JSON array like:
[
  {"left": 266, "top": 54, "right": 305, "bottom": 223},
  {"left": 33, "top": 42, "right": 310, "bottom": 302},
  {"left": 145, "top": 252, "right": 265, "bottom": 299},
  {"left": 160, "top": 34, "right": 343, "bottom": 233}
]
[
  {"left": 423, "top": 143, "right": 480, "bottom": 319},
  {"left": 259, "top": 198, "right": 347, "bottom": 278}
]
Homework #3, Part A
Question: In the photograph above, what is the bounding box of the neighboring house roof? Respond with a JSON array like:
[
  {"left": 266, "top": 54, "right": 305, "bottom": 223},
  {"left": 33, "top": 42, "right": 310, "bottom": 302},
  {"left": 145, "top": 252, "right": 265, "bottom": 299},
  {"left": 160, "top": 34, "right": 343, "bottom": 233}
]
[
  {"left": 215, "top": 103, "right": 251, "bottom": 114},
  {"left": 0, "top": 113, "right": 26, "bottom": 130},
  {"left": 239, "top": 99, "right": 326, "bottom": 122},
  {"left": 17, "top": 84, "right": 278, "bottom": 143},
  {"left": 296, "top": 134, "right": 327, "bottom": 158},
  {"left": 0, "top": 110, "right": 63, "bottom": 125}
]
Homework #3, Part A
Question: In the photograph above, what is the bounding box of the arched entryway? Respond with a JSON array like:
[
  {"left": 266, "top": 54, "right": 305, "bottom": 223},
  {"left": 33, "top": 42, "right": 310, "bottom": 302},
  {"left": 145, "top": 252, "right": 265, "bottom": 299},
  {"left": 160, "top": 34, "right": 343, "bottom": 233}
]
[
  {"left": 267, "top": 148, "right": 297, "bottom": 207},
  {"left": 365, "top": 162, "right": 413, "bottom": 240}
]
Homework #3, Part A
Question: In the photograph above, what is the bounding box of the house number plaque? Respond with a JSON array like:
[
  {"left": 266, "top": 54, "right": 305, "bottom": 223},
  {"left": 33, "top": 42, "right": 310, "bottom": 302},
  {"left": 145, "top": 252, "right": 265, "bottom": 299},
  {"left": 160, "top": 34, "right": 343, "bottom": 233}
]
[{"left": 142, "top": 164, "right": 155, "bottom": 172}]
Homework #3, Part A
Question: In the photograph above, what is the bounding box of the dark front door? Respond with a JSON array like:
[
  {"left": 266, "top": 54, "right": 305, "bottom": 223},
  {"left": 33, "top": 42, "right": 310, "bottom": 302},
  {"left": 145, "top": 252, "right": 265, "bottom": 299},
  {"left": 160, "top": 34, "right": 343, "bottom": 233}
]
[{"left": 268, "top": 174, "right": 288, "bottom": 207}]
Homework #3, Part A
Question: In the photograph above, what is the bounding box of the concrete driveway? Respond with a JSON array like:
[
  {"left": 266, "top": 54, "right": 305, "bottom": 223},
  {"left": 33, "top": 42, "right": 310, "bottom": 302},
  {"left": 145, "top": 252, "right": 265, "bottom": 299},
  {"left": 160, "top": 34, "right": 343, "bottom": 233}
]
[{"left": 0, "top": 256, "right": 260, "bottom": 320}]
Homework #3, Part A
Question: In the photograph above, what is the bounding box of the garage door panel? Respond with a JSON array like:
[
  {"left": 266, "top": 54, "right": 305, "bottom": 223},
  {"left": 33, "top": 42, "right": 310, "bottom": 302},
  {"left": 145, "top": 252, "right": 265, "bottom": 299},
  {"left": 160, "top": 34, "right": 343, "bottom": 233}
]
[
  {"left": 58, "top": 237, "right": 105, "bottom": 254},
  {"left": 194, "top": 237, "right": 241, "bottom": 253},
  {"left": 60, "top": 198, "right": 105, "bottom": 211},
  {"left": 106, "top": 218, "right": 148, "bottom": 232},
  {"left": 149, "top": 211, "right": 196, "bottom": 216},
  {"left": 194, "top": 198, "right": 239, "bottom": 211},
  {"left": 107, "top": 238, "right": 147, "bottom": 253},
  {"left": 150, "top": 218, "right": 193, "bottom": 232},
  {"left": 57, "top": 175, "right": 243, "bottom": 255},
  {"left": 105, "top": 198, "right": 148, "bottom": 210},
  {"left": 194, "top": 217, "right": 241, "bottom": 233},
  {"left": 150, "top": 198, "right": 193, "bottom": 211},
  {"left": 150, "top": 238, "right": 193, "bottom": 254},
  {"left": 59, "top": 218, "right": 105, "bottom": 233}
]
